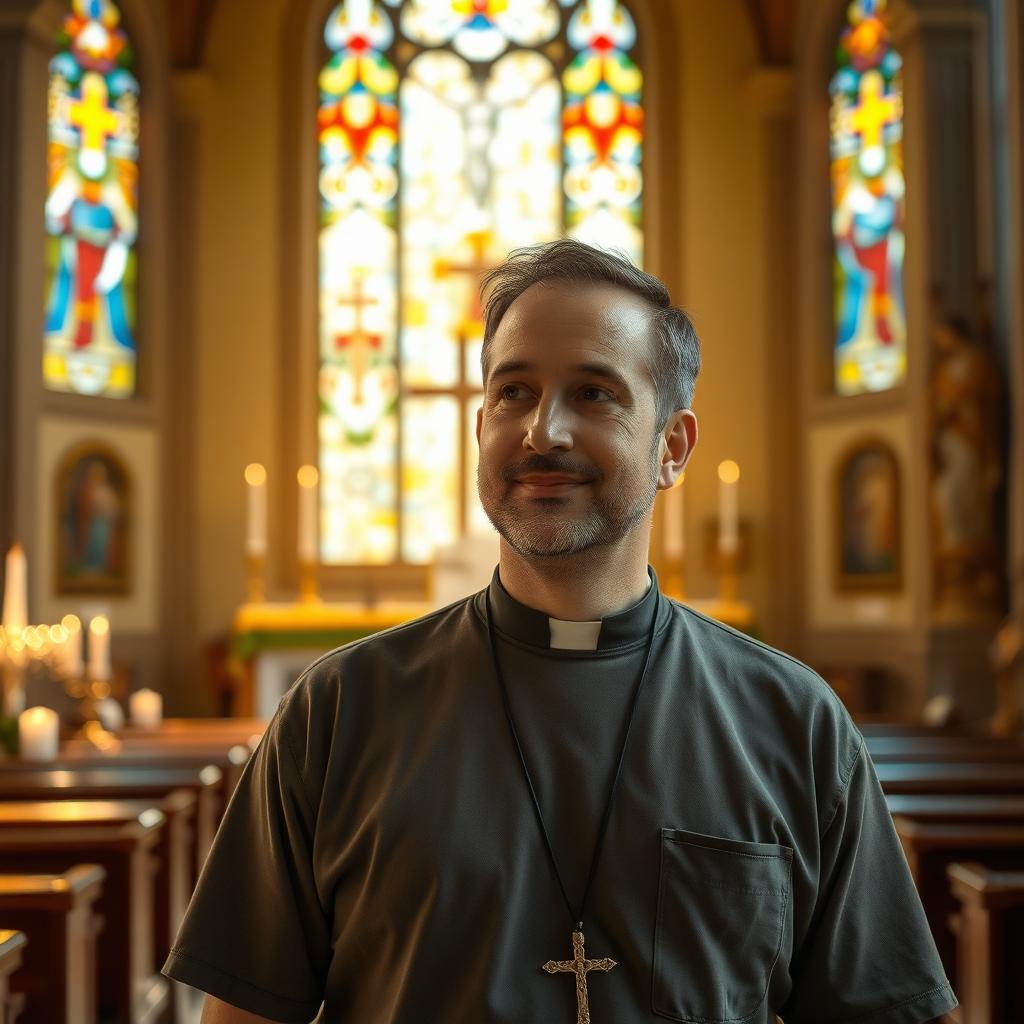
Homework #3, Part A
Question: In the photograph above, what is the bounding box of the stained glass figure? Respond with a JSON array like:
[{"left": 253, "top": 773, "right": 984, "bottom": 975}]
[
  {"left": 319, "top": 0, "right": 644, "bottom": 564},
  {"left": 44, "top": 0, "right": 139, "bottom": 398},
  {"left": 830, "top": 0, "right": 906, "bottom": 395}
]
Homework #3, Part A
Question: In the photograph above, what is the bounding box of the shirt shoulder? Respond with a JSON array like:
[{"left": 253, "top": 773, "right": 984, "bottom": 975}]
[{"left": 667, "top": 598, "right": 864, "bottom": 836}]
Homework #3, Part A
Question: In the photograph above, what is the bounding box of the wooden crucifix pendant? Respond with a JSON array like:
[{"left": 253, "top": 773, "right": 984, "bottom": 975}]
[{"left": 542, "top": 928, "right": 616, "bottom": 1024}]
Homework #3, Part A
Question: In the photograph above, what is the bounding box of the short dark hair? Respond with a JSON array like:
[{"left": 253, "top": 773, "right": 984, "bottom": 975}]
[{"left": 479, "top": 238, "right": 701, "bottom": 427}]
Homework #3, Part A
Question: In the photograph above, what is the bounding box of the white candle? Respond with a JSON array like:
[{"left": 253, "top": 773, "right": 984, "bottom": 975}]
[
  {"left": 87, "top": 615, "right": 111, "bottom": 681},
  {"left": 663, "top": 475, "right": 685, "bottom": 560},
  {"left": 718, "top": 460, "right": 740, "bottom": 555},
  {"left": 297, "top": 466, "right": 319, "bottom": 564},
  {"left": 62, "top": 615, "right": 84, "bottom": 677},
  {"left": 2, "top": 544, "right": 28, "bottom": 632},
  {"left": 244, "top": 464, "right": 267, "bottom": 557},
  {"left": 129, "top": 688, "right": 162, "bottom": 727},
  {"left": 18, "top": 706, "right": 59, "bottom": 761}
]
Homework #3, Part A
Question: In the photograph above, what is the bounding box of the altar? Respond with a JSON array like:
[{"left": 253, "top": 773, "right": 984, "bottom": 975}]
[{"left": 228, "top": 599, "right": 432, "bottom": 718}]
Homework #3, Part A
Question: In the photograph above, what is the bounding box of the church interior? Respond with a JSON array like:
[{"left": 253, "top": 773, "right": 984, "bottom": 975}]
[{"left": 1, "top": 0, "right": 1023, "bottom": 1020}]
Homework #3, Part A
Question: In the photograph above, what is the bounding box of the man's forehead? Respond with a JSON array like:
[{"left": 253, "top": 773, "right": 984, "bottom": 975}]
[{"left": 493, "top": 280, "right": 654, "bottom": 353}]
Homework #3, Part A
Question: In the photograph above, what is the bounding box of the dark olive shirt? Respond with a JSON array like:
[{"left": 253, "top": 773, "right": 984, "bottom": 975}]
[{"left": 162, "top": 566, "right": 957, "bottom": 1024}]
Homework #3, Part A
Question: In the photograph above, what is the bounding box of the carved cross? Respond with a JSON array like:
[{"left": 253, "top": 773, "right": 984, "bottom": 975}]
[{"left": 542, "top": 929, "right": 616, "bottom": 1024}]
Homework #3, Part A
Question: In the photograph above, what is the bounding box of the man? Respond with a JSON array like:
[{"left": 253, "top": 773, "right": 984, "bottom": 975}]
[{"left": 164, "top": 239, "right": 957, "bottom": 1024}]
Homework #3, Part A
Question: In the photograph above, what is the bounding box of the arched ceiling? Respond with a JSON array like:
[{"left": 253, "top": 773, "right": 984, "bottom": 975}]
[{"left": 163, "top": 0, "right": 799, "bottom": 70}]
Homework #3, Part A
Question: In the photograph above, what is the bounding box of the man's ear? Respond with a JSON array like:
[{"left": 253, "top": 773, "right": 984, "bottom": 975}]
[
  {"left": 657, "top": 409, "right": 698, "bottom": 490},
  {"left": 475, "top": 405, "right": 483, "bottom": 446}
]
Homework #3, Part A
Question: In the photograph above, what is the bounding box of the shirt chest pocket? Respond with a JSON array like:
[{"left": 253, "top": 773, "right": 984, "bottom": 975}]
[{"left": 652, "top": 827, "right": 793, "bottom": 1023}]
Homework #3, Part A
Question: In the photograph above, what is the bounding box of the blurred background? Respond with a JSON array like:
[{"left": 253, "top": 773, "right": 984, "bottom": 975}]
[{"left": 1, "top": 0, "right": 1022, "bottom": 731}]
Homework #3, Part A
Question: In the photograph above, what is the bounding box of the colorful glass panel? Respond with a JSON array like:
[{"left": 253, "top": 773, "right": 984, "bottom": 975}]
[
  {"left": 319, "top": 0, "right": 643, "bottom": 565},
  {"left": 319, "top": 0, "right": 401, "bottom": 563},
  {"left": 830, "top": 0, "right": 906, "bottom": 395},
  {"left": 44, "top": 0, "right": 139, "bottom": 398},
  {"left": 400, "top": 0, "right": 559, "bottom": 62},
  {"left": 563, "top": 0, "right": 643, "bottom": 262}
]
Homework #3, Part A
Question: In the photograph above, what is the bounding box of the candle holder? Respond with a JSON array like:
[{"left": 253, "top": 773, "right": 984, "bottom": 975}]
[
  {"left": 62, "top": 673, "right": 121, "bottom": 752},
  {"left": 246, "top": 552, "right": 266, "bottom": 604},
  {"left": 717, "top": 546, "right": 741, "bottom": 605},
  {"left": 299, "top": 558, "right": 321, "bottom": 604}
]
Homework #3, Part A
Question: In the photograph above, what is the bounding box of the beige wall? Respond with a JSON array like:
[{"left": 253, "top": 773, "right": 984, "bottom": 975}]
[{"left": 179, "top": 0, "right": 779, "bottom": 685}]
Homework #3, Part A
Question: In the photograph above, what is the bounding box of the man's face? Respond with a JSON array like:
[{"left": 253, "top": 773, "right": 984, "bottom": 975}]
[{"left": 475, "top": 280, "right": 666, "bottom": 559}]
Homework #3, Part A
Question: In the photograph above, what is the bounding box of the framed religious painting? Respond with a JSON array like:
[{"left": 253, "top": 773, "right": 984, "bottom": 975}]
[
  {"left": 54, "top": 441, "right": 132, "bottom": 595},
  {"left": 834, "top": 438, "right": 902, "bottom": 593}
]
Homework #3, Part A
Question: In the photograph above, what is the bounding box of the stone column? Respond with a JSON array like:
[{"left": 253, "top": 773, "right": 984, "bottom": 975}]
[
  {"left": 0, "top": 0, "right": 61, "bottom": 564},
  {"left": 747, "top": 67, "right": 800, "bottom": 655}
]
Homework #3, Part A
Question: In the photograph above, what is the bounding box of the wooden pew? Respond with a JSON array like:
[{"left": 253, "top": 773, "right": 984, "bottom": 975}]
[
  {"left": 886, "top": 794, "right": 1024, "bottom": 824},
  {"left": 856, "top": 719, "right": 968, "bottom": 738},
  {"left": 875, "top": 762, "right": 1024, "bottom": 795},
  {"left": 0, "top": 866, "right": 104, "bottom": 1024},
  {"left": 0, "top": 793, "right": 193, "bottom": 985},
  {"left": 0, "top": 930, "right": 27, "bottom": 1024},
  {"left": 50, "top": 741, "right": 253, "bottom": 813},
  {"left": 0, "top": 801, "right": 170, "bottom": 1024},
  {"left": 892, "top": 817, "right": 1024, "bottom": 982},
  {"left": 0, "top": 764, "right": 221, "bottom": 888},
  {"left": 946, "top": 862, "right": 1024, "bottom": 1024},
  {"left": 867, "top": 735, "right": 1024, "bottom": 764},
  {"left": 121, "top": 718, "right": 265, "bottom": 751}
]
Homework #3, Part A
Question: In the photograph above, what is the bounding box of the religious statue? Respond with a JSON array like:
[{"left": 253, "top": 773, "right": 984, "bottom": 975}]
[{"left": 928, "top": 286, "right": 1004, "bottom": 616}]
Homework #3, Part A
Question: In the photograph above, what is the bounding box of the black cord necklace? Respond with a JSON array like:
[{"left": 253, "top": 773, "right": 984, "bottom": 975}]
[{"left": 483, "top": 585, "right": 660, "bottom": 1024}]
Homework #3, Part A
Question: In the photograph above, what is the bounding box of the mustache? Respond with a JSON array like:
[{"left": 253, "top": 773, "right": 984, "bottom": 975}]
[{"left": 500, "top": 456, "right": 601, "bottom": 483}]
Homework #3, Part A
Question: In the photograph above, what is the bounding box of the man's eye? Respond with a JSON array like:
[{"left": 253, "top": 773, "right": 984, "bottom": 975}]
[
  {"left": 498, "top": 384, "right": 523, "bottom": 401},
  {"left": 581, "top": 386, "right": 613, "bottom": 402}
]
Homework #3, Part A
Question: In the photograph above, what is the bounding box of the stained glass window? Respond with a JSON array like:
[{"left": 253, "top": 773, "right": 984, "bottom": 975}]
[
  {"left": 830, "top": 0, "right": 906, "bottom": 396},
  {"left": 44, "top": 0, "right": 139, "bottom": 399},
  {"left": 318, "top": 0, "right": 644, "bottom": 564}
]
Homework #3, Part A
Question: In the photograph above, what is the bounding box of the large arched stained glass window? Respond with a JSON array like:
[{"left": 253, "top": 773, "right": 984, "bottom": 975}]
[
  {"left": 829, "top": 0, "right": 905, "bottom": 396},
  {"left": 318, "top": 0, "right": 643, "bottom": 565},
  {"left": 44, "top": 0, "right": 139, "bottom": 399}
]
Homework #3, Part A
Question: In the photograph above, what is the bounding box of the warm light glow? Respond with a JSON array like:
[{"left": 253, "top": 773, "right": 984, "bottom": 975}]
[
  {"left": 718, "top": 460, "right": 740, "bottom": 484},
  {"left": 245, "top": 463, "right": 267, "bottom": 487},
  {"left": 297, "top": 465, "right": 319, "bottom": 488},
  {"left": 22, "top": 707, "right": 51, "bottom": 726},
  {"left": 89, "top": 616, "right": 110, "bottom": 636},
  {"left": 62, "top": 614, "right": 81, "bottom": 633}
]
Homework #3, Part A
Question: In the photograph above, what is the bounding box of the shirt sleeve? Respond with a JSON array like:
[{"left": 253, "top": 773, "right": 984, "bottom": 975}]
[
  {"left": 779, "top": 738, "right": 958, "bottom": 1024},
  {"left": 161, "top": 679, "right": 329, "bottom": 1023}
]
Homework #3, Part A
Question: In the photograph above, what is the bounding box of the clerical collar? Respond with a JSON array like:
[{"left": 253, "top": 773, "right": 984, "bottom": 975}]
[{"left": 482, "top": 564, "right": 664, "bottom": 651}]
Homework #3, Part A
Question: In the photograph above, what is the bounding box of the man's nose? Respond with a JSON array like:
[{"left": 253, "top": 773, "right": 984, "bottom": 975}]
[{"left": 524, "top": 397, "right": 574, "bottom": 452}]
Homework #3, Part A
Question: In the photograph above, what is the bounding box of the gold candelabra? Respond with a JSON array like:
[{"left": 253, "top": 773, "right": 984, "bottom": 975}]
[{"left": 0, "top": 616, "right": 81, "bottom": 719}]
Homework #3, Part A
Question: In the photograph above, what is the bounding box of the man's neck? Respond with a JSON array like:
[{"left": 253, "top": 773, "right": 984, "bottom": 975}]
[{"left": 497, "top": 540, "right": 652, "bottom": 622}]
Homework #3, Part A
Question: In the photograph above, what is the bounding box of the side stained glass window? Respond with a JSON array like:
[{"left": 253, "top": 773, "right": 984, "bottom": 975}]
[
  {"left": 318, "top": 0, "right": 644, "bottom": 565},
  {"left": 830, "top": 0, "right": 906, "bottom": 396},
  {"left": 45, "top": 0, "right": 139, "bottom": 398}
]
